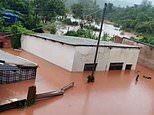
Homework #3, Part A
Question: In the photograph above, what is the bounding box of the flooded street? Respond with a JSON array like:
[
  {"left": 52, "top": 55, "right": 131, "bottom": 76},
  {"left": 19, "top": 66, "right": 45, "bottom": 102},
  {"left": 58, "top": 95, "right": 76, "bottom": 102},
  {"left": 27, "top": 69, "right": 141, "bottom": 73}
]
[
  {"left": 0, "top": 49, "right": 154, "bottom": 115},
  {"left": 58, "top": 15, "right": 136, "bottom": 38}
]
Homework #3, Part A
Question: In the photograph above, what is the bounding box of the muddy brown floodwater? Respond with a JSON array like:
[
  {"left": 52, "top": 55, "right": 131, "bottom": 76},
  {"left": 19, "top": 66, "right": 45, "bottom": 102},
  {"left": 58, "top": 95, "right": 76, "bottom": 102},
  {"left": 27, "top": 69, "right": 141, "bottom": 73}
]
[{"left": 0, "top": 49, "right": 154, "bottom": 115}]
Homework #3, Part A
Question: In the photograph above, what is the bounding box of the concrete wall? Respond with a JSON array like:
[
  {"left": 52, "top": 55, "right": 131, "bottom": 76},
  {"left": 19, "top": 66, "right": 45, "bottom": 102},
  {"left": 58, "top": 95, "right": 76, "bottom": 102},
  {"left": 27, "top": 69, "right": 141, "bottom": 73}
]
[
  {"left": 72, "top": 47, "right": 110, "bottom": 71},
  {"left": 72, "top": 47, "right": 139, "bottom": 72},
  {"left": 108, "top": 48, "right": 139, "bottom": 70},
  {"left": 21, "top": 35, "right": 140, "bottom": 72},
  {"left": 21, "top": 35, "right": 76, "bottom": 71},
  {"left": 122, "top": 39, "right": 154, "bottom": 70}
]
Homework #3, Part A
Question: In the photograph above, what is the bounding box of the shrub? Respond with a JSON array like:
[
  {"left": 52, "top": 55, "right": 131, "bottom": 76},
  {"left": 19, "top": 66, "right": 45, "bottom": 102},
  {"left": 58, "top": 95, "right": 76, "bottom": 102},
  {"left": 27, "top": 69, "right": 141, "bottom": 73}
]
[
  {"left": 63, "top": 18, "right": 78, "bottom": 26},
  {"left": 84, "top": 25, "right": 100, "bottom": 31},
  {"left": 65, "top": 29, "right": 96, "bottom": 39},
  {"left": 87, "top": 75, "right": 95, "bottom": 83},
  {"left": 50, "top": 24, "right": 57, "bottom": 34}
]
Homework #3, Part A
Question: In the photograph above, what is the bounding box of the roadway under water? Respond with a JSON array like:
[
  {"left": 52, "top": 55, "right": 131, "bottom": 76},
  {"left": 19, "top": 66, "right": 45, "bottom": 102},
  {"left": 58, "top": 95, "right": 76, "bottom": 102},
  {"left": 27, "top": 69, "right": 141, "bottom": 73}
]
[{"left": 0, "top": 49, "right": 154, "bottom": 115}]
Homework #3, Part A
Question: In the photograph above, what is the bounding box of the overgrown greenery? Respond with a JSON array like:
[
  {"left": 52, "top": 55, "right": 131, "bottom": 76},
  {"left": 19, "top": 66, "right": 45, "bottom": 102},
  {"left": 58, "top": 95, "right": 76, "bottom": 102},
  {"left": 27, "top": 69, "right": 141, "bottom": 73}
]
[
  {"left": 62, "top": 18, "right": 78, "bottom": 26},
  {"left": 71, "top": 0, "right": 102, "bottom": 22},
  {"left": 87, "top": 74, "right": 95, "bottom": 83},
  {"left": 106, "top": 0, "right": 154, "bottom": 45},
  {"left": 50, "top": 24, "right": 57, "bottom": 34},
  {"left": 0, "top": 0, "right": 66, "bottom": 48},
  {"left": 65, "top": 29, "right": 97, "bottom": 39},
  {"left": 33, "top": 0, "right": 66, "bottom": 23},
  {"left": 84, "top": 25, "right": 100, "bottom": 31},
  {"left": 3, "top": 24, "right": 34, "bottom": 49}
]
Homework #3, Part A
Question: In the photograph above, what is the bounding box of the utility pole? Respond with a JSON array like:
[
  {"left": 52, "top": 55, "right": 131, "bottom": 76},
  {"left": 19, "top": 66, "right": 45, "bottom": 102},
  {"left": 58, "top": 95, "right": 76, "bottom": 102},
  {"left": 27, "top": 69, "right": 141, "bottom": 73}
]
[{"left": 87, "top": 3, "right": 108, "bottom": 83}]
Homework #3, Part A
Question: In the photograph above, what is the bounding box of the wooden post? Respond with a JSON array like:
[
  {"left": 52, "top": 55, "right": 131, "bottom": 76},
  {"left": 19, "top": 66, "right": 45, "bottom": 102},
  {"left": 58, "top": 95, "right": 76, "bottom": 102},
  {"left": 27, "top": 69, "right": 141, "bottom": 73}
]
[{"left": 26, "top": 86, "right": 36, "bottom": 106}]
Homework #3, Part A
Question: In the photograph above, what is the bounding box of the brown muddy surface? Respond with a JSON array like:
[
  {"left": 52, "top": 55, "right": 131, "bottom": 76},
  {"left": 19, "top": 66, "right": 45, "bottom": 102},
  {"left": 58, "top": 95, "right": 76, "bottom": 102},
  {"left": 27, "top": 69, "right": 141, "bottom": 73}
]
[{"left": 0, "top": 49, "right": 154, "bottom": 115}]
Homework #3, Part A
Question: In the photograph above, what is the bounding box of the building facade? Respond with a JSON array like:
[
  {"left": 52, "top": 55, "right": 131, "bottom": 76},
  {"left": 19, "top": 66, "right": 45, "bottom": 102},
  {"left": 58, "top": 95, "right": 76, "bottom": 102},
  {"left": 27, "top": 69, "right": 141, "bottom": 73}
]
[
  {"left": 114, "top": 36, "right": 154, "bottom": 70},
  {"left": 21, "top": 34, "right": 140, "bottom": 72}
]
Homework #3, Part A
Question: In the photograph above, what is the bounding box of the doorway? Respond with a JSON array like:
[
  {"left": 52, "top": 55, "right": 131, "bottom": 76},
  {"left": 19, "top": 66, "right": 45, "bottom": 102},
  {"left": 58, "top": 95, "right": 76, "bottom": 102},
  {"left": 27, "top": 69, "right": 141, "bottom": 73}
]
[
  {"left": 84, "top": 63, "right": 97, "bottom": 71},
  {"left": 109, "top": 63, "right": 123, "bottom": 70},
  {"left": 125, "top": 64, "right": 132, "bottom": 70}
]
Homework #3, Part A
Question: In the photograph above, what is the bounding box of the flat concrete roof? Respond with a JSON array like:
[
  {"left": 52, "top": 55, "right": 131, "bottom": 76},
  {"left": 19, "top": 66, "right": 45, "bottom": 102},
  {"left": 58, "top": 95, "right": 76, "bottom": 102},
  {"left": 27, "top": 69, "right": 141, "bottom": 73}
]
[
  {"left": 0, "top": 50, "right": 37, "bottom": 67},
  {"left": 28, "top": 33, "right": 140, "bottom": 49}
]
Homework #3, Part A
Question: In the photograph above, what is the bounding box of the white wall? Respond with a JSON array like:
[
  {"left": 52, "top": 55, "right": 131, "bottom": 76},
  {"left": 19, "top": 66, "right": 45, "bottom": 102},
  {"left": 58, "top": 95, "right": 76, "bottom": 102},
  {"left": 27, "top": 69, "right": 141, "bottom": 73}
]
[
  {"left": 21, "top": 35, "right": 140, "bottom": 72},
  {"left": 107, "top": 48, "right": 140, "bottom": 70},
  {"left": 72, "top": 47, "right": 110, "bottom": 72},
  {"left": 72, "top": 47, "right": 139, "bottom": 71},
  {"left": 21, "top": 35, "right": 76, "bottom": 71}
]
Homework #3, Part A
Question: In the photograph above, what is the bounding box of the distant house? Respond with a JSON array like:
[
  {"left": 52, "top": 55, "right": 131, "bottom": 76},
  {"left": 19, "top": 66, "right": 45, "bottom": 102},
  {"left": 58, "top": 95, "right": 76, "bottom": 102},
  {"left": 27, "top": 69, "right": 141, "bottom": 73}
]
[
  {"left": 0, "top": 50, "right": 38, "bottom": 84},
  {"left": 0, "top": 11, "right": 20, "bottom": 24},
  {"left": 0, "top": 32, "right": 11, "bottom": 48},
  {"left": 21, "top": 33, "right": 140, "bottom": 72}
]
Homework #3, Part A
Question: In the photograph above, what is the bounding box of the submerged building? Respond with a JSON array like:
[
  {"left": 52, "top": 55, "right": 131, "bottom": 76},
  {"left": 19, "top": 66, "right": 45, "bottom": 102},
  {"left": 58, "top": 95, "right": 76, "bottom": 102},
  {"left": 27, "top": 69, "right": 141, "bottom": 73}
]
[
  {"left": 0, "top": 50, "right": 38, "bottom": 84},
  {"left": 21, "top": 33, "right": 140, "bottom": 72}
]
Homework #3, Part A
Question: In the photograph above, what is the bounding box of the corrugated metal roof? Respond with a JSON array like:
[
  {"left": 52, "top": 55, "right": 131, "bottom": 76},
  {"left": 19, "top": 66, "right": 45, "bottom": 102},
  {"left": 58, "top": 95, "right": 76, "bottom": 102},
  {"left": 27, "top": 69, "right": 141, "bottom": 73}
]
[
  {"left": 29, "top": 33, "right": 140, "bottom": 49},
  {"left": 0, "top": 50, "right": 37, "bottom": 67}
]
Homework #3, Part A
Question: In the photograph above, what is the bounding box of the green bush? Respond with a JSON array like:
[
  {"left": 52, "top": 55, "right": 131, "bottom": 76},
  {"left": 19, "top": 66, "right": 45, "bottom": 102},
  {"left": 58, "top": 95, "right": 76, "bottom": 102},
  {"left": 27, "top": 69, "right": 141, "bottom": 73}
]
[
  {"left": 65, "top": 29, "right": 97, "bottom": 39},
  {"left": 4, "top": 24, "right": 34, "bottom": 49},
  {"left": 84, "top": 25, "right": 100, "bottom": 31},
  {"left": 50, "top": 24, "right": 57, "bottom": 34},
  {"left": 43, "top": 23, "right": 57, "bottom": 34},
  {"left": 63, "top": 18, "right": 78, "bottom": 26},
  {"left": 139, "top": 36, "right": 154, "bottom": 45},
  {"left": 65, "top": 31, "right": 78, "bottom": 36},
  {"left": 87, "top": 75, "right": 95, "bottom": 83}
]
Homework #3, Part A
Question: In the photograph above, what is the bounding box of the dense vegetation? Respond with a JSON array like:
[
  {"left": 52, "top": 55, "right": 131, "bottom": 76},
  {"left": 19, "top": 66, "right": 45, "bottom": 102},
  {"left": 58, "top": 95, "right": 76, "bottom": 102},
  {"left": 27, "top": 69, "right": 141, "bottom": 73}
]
[
  {"left": 0, "top": 0, "right": 66, "bottom": 48},
  {"left": 69, "top": 0, "right": 154, "bottom": 45},
  {"left": 65, "top": 29, "right": 97, "bottom": 39},
  {"left": 71, "top": 0, "right": 102, "bottom": 23},
  {"left": 106, "top": 0, "right": 154, "bottom": 45},
  {"left": 0, "top": 0, "right": 154, "bottom": 47}
]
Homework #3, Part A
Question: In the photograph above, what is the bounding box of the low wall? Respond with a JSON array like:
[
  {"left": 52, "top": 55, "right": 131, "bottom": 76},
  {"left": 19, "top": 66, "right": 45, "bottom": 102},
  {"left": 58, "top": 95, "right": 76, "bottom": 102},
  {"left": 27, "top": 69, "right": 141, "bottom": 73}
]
[{"left": 122, "top": 38, "right": 154, "bottom": 70}]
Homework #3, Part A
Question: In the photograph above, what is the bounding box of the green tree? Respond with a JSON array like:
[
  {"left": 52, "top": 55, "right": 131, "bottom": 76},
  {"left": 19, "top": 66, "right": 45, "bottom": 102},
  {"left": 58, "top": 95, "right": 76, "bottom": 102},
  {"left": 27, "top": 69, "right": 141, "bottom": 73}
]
[
  {"left": 22, "top": 14, "right": 43, "bottom": 32},
  {"left": 0, "top": 0, "right": 31, "bottom": 14},
  {"left": 71, "top": 3, "right": 83, "bottom": 19},
  {"left": 10, "top": 25, "right": 22, "bottom": 49},
  {"left": 65, "top": 29, "right": 97, "bottom": 39},
  {"left": 4, "top": 24, "right": 34, "bottom": 49},
  {"left": 71, "top": 1, "right": 102, "bottom": 22},
  {"left": 50, "top": 23, "right": 57, "bottom": 34},
  {"left": 33, "top": 0, "right": 66, "bottom": 23},
  {"left": 0, "top": 18, "right": 4, "bottom": 31}
]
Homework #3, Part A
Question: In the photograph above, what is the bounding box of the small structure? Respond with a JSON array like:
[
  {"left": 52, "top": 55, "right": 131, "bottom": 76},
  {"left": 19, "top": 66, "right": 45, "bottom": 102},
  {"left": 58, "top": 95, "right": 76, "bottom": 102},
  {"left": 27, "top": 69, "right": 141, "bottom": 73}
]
[
  {"left": 0, "top": 11, "right": 20, "bottom": 24},
  {"left": 0, "top": 32, "right": 11, "bottom": 48},
  {"left": 0, "top": 50, "right": 38, "bottom": 84},
  {"left": 21, "top": 33, "right": 140, "bottom": 72},
  {"left": 114, "top": 36, "right": 154, "bottom": 70}
]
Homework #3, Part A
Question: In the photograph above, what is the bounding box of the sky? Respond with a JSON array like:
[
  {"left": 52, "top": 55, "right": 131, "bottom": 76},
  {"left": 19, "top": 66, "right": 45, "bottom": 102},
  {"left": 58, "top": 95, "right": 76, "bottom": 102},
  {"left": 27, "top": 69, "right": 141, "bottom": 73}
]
[
  {"left": 121, "top": 0, "right": 154, "bottom": 4},
  {"left": 105, "top": 0, "right": 154, "bottom": 7}
]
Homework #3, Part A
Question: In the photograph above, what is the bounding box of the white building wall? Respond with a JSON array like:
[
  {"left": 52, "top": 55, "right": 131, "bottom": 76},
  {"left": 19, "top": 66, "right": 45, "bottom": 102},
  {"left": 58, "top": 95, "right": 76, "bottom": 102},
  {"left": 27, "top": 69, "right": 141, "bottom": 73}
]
[
  {"left": 72, "top": 47, "right": 139, "bottom": 71},
  {"left": 21, "top": 35, "right": 140, "bottom": 72},
  {"left": 72, "top": 47, "right": 110, "bottom": 72},
  {"left": 107, "top": 48, "right": 140, "bottom": 70},
  {"left": 21, "top": 35, "right": 76, "bottom": 71}
]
